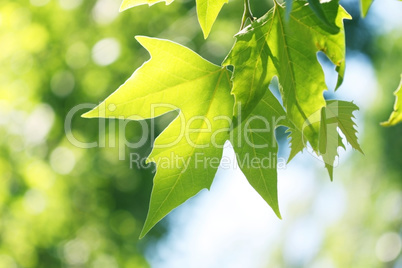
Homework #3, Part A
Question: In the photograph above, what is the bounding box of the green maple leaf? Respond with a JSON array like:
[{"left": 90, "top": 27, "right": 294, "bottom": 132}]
[
  {"left": 381, "top": 74, "right": 402, "bottom": 127},
  {"left": 360, "top": 0, "right": 373, "bottom": 17},
  {"left": 83, "top": 36, "right": 233, "bottom": 238},
  {"left": 231, "top": 89, "right": 286, "bottom": 218},
  {"left": 120, "top": 0, "right": 227, "bottom": 38},
  {"left": 224, "top": 0, "right": 351, "bottom": 150},
  {"left": 83, "top": 0, "right": 364, "bottom": 238}
]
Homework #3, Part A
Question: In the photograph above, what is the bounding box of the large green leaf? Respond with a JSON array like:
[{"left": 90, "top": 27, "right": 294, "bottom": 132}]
[
  {"left": 83, "top": 36, "right": 233, "bottom": 238},
  {"left": 231, "top": 89, "right": 286, "bottom": 218},
  {"left": 223, "top": 0, "right": 351, "bottom": 149},
  {"left": 381, "top": 74, "right": 402, "bottom": 127},
  {"left": 197, "top": 0, "right": 228, "bottom": 38}
]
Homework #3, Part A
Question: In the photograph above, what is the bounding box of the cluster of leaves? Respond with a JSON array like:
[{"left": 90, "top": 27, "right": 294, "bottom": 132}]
[{"left": 84, "top": 0, "right": 365, "bottom": 237}]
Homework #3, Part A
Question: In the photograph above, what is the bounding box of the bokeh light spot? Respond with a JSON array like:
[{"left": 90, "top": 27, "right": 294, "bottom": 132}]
[
  {"left": 24, "top": 189, "right": 47, "bottom": 214},
  {"left": 50, "top": 147, "right": 76, "bottom": 175},
  {"left": 91, "top": 254, "right": 118, "bottom": 268},
  {"left": 375, "top": 232, "right": 402, "bottom": 262},
  {"left": 92, "top": 38, "right": 120, "bottom": 66},
  {"left": 24, "top": 104, "right": 55, "bottom": 145},
  {"left": 92, "top": 0, "right": 120, "bottom": 25},
  {"left": 63, "top": 239, "right": 90, "bottom": 265}
]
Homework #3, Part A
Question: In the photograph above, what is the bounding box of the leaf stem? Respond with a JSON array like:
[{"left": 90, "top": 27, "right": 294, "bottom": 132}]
[{"left": 240, "top": 0, "right": 255, "bottom": 30}]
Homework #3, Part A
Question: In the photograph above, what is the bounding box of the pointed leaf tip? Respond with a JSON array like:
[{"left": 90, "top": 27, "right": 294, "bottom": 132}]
[
  {"left": 360, "top": 0, "right": 374, "bottom": 17},
  {"left": 134, "top": 35, "right": 154, "bottom": 48},
  {"left": 230, "top": 90, "right": 285, "bottom": 219},
  {"left": 196, "top": 0, "right": 228, "bottom": 39},
  {"left": 81, "top": 108, "right": 99, "bottom": 118}
]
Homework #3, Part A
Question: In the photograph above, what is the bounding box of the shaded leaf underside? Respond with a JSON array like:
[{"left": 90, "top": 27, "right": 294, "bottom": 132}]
[
  {"left": 231, "top": 89, "right": 286, "bottom": 218},
  {"left": 284, "top": 100, "right": 361, "bottom": 179}
]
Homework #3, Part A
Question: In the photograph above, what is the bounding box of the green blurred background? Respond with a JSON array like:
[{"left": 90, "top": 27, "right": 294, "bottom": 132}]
[{"left": 0, "top": 0, "right": 401, "bottom": 267}]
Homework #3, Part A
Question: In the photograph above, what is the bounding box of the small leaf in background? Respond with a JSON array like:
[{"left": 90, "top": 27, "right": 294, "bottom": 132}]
[
  {"left": 120, "top": 0, "right": 174, "bottom": 11},
  {"left": 381, "top": 74, "right": 402, "bottom": 127},
  {"left": 197, "top": 0, "right": 228, "bottom": 38},
  {"left": 360, "top": 0, "right": 374, "bottom": 17}
]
